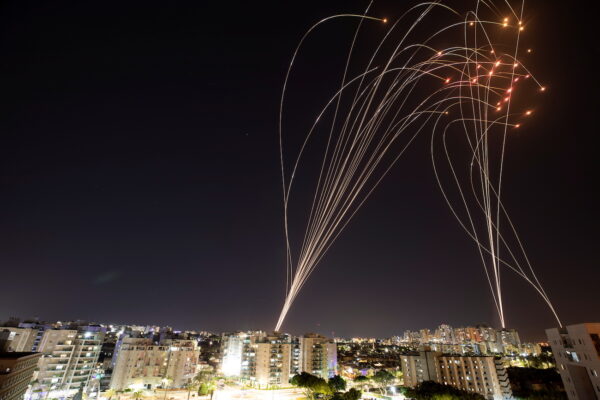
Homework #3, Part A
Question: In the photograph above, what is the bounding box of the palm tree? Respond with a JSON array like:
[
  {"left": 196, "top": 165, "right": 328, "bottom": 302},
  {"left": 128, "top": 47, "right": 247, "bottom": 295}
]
[
  {"left": 186, "top": 383, "right": 199, "bottom": 400},
  {"left": 194, "top": 371, "right": 215, "bottom": 396}
]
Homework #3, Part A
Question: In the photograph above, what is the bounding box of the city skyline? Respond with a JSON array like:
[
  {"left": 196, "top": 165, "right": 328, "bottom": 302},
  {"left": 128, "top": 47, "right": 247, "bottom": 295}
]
[{"left": 0, "top": 0, "right": 598, "bottom": 341}]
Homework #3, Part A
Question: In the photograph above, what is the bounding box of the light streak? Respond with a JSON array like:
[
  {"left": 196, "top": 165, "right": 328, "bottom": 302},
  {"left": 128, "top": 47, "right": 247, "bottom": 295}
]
[{"left": 275, "top": 0, "right": 561, "bottom": 332}]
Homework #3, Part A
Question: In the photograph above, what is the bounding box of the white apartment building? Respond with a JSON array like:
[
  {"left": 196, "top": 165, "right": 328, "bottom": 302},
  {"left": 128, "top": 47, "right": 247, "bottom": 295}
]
[
  {"left": 110, "top": 338, "right": 199, "bottom": 390},
  {"left": 546, "top": 323, "right": 600, "bottom": 400},
  {"left": 251, "top": 334, "right": 295, "bottom": 387},
  {"left": 300, "top": 333, "right": 337, "bottom": 379},
  {"left": 35, "top": 328, "right": 104, "bottom": 396},
  {"left": 400, "top": 351, "right": 512, "bottom": 400},
  {"left": 221, "top": 332, "right": 253, "bottom": 378},
  {"left": 220, "top": 332, "right": 336, "bottom": 387},
  {"left": 222, "top": 331, "right": 296, "bottom": 387}
]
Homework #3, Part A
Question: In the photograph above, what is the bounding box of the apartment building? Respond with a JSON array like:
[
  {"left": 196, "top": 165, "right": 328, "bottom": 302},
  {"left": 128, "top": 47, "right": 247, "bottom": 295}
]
[
  {"left": 0, "top": 329, "right": 37, "bottom": 353},
  {"left": 35, "top": 327, "right": 104, "bottom": 396},
  {"left": 0, "top": 352, "right": 42, "bottom": 400},
  {"left": 546, "top": 323, "right": 600, "bottom": 400},
  {"left": 221, "top": 332, "right": 336, "bottom": 386},
  {"left": 110, "top": 338, "right": 199, "bottom": 390},
  {"left": 400, "top": 351, "right": 511, "bottom": 400},
  {"left": 300, "top": 333, "right": 337, "bottom": 379}
]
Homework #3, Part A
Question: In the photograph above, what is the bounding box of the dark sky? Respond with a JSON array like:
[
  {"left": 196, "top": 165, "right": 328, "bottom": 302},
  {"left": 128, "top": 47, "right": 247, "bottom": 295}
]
[{"left": 0, "top": 0, "right": 597, "bottom": 341}]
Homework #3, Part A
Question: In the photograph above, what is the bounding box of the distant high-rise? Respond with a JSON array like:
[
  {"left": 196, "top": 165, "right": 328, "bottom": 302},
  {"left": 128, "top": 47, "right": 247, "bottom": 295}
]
[{"left": 546, "top": 323, "right": 600, "bottom": 400}]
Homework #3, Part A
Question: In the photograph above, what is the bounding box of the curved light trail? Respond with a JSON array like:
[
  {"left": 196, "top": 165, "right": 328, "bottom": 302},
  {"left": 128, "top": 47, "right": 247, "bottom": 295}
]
[{"left": 275, "top": 0, "right": 561, "bottom": 332}]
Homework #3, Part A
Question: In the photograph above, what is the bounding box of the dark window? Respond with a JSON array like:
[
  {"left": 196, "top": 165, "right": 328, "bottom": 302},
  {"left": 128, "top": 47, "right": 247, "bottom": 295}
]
[{"left": 590, "top": 334, "right": 600, "bottom": 356}]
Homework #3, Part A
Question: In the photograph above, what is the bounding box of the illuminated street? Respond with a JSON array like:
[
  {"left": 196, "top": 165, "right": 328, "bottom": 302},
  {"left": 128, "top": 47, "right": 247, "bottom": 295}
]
[{"left": 100, "top": 388, "right": 305, "bottom": 400}]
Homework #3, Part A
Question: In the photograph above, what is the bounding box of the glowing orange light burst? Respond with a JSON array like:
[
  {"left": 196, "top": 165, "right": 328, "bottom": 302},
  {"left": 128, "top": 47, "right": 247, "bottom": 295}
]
[
  {"left": 540, "top": 86, "right": 546, "bottom": 91},
  {"left": 445, "top": 78, "right": 451, "bottom": 84},
  {"left": 383, "top": 18, "right": 388, "bottom": 23},
  {"left": 515, "top": 124, "right": 521, "bottom": 128},
  {"left": 525, "top": 110, "right": 532, "bottom": 115}
]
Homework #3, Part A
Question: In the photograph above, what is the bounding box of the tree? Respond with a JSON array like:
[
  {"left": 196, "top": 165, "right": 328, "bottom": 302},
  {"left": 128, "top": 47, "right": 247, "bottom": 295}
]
[
  {"left": 186, "top": 383, "right": 199, "bottom": 400},
  {"left": 290, "top": 372, "right": 330, "bottom": 400},
  {"left": 328, "top": 376, "right": 347, "bottom": 392},
  {"left": 404, "top": 381, "right": 485, "bottom": 400},
  {"left": 506, "top": 367, "right": 566, "bottom": 399},
  {"left": 195, "top": 371, "right": 215, "bottom": 385},
  {"left": 194, "top": 371, "right": 215, "bottom": 396},
  {"left": 372, "top": 370, "right": 395, "bottom": 393},
  {"left": 353, "top": 376, "right": 368, "bottom": 383},
  {"left": 331, "top": 389, "right": 361, "bottom": 400}
]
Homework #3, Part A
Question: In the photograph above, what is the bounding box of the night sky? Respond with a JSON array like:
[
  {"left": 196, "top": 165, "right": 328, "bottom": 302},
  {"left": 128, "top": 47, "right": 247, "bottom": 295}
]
[{"left": 0, "top": 0, "right": 597, "bottom": 341}]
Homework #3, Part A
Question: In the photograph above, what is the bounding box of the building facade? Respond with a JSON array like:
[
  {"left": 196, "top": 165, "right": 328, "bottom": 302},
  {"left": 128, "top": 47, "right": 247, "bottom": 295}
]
[
  {"left": 0, "top": 329, "right": 37, "bottom": 353},
  {"left": 220, "top": 332, "right": 336, "bottom": 387},
  {"left": 221, "top": 332, "right": 297, "bottom": 387},
  {"left": 300, "top": 334, "right": 337, "bottom": 379},
  {"left": 400, "top": 351, "right": 511, "bottom": 400},
  {"left": 110, "top": 338, "right": 199, "bottom": 390},
  {"left": 252, "top": 334, "right": 294, "bottom": 386},
  {"left": 34, "top": 327, "right": 104, "bottom": 397},
  {"left": 0, "top": 352, "right": 42, "bottom": 400},
  {"left": 546, "top": 323, "right": 600, "bottom": 400}
]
